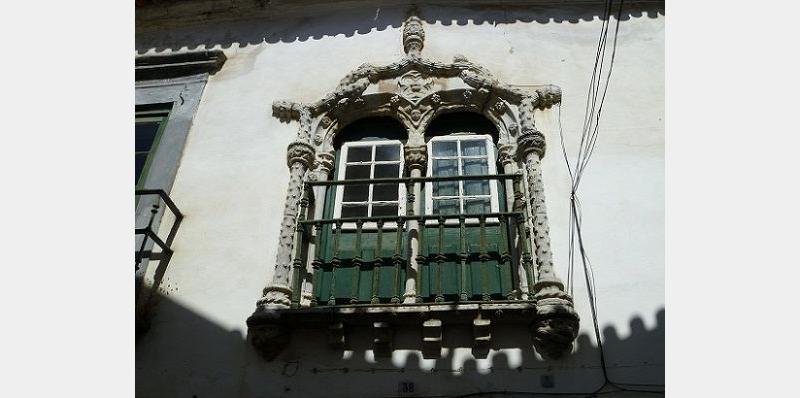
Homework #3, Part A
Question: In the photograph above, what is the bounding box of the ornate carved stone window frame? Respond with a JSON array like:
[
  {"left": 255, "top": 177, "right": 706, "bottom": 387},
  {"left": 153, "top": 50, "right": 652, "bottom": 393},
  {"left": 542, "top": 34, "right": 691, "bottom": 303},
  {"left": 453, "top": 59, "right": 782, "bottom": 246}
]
[{"left": 247, "top": 13, "right": 579, "bottom": 361}]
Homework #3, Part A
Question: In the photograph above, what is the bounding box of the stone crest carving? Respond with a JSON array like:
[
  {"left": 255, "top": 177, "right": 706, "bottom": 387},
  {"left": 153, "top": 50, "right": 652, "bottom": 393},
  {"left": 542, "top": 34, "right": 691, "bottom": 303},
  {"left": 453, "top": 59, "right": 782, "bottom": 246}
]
[{"left": 398, "top": 70, "right": 434, "bottom": 104}]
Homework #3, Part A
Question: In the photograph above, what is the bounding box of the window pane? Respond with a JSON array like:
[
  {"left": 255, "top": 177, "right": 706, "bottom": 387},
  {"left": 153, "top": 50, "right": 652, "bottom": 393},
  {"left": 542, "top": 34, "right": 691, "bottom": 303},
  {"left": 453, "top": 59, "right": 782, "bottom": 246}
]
[
  {"left": 136, "top": 122, "right": 161, "bottom": 152},
  {"left": 432, "top": 158, "right": 458, "bottom": 177},
  {"left": 461, "top": 157, "right": 488, "bottom": 195},
  {"left": 375, "top": 144, "right": 400, "bottom": 161},
  {"left": 432, "top": 158, "right": 458, "bottom": 197},
  {"left": 432, "top": 141, "right": 457, "bottom": 157},
  {"left": 374, "top": 164, "right": 399, "bottom": 178},
  {"left": 344, "top": 164, "right": 370, "bottom": 180},
  {"left": 461, "top": 140, "right": 487, "bottom": 156},
  {"left": 346, "top": 146, "right": 372, "bottom": 162},
  {"left": 462, "top": 157, "right": 488, "bottom": 175},
  {"left": 343, "top": 184, "right": 369, "bottom": 202},
  {"left": 372, "top": 204, "right": 399, "bottom": 217},
  {"left": 136, "top": 153, "right": 147, "bottom": 183},
  {"left": 463, "top": 180, "right": 490, "bottom": 196},
  {"left": 433, "top": 199, "right": 459, "bottom": 216},
  {"left": 341, "top": 204, "right": 368, "bottom": 218},
  {"left": 464, "top": 198, "right": 491, "bottom": 214},
  {"left": 373, "top": 183, "right": 399, "bottom": 201}
]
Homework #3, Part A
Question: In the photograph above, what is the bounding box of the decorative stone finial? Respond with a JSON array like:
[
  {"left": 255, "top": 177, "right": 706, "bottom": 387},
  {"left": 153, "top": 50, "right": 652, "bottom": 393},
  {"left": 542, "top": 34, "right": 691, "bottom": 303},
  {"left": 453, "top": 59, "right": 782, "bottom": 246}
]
[{"left": 403, "top": 15, "right": 425, "bottom": 57}]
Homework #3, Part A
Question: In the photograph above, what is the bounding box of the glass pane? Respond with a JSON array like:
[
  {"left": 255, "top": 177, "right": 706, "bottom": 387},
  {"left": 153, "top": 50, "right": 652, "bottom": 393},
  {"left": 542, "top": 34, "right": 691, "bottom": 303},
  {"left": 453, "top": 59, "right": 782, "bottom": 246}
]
[
  {"left": 372, "top": 204, "right": 399, "bottom": 217},
  {"left": 433, "top": 199, "right": 459, "bottom": 216},
  {"left": 341, "top": 204, "right": 368, "bottom": 218},
  {"left": 375, "top": 144, "right": 400, "bottom": 161},
  {"left": 432, "top": 141, "right": 457, "bottom": 157},
  {"left": 136, "top": 153, "right": 147, "bottom": 183},
  {"left": 432, "top": 158, "right": 458, "bottom": 196},
  {"left": 344, "top": 164, "right": 370, "bottom": 180},
  {"left": 346, "top": 146, "right": 372, "bottom": 162},
  {"left": 461, "top": 140, "right": 487, "bottom": 156},
  {"left": 433, "top": 158, "right": 458, "bottom": 177},
  {"left": 464, "top": 198, "right": 491, "bottom": 214},
  {"left": 343, "top": 184, "right": 369, "bottom": 202},
  {"left": 374, "top": 164, "right": 399, "bottom": 178},
  {"left": 464, "top": 180, "right": 490, "bottom": 196},
  {"left": 135, "top": 122, "right": 161, "bottom": 152},
  {"left": 373, "top": 184, "right": 399, "bottom": 201},
  {"left": 462, "top": 157, "right": 488, "bottom": 175}
]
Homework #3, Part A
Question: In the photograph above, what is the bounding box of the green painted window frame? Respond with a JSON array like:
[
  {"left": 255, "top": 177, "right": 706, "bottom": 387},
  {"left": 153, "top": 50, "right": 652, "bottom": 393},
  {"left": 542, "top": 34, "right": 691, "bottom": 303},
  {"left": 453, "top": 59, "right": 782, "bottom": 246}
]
[{"left": 135, "top": 105, "right": 172, "bottom": 191}]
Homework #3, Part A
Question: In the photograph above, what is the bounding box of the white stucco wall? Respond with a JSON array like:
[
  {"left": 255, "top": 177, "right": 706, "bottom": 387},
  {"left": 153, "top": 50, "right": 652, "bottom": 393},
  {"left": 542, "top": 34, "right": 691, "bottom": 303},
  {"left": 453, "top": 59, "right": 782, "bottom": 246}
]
[{"left": 136, "top": 2, "right": 663, "bottom": 397}]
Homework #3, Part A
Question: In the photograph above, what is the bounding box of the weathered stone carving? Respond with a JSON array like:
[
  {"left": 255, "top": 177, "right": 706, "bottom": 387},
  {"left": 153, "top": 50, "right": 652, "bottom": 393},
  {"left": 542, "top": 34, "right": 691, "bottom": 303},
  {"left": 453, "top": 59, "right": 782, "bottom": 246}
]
[
  {"left": 403, "top": 15, "right": 425, "bottom": 57},
  {"left": 249, "top": 323, "right": 291, "bottom": 361},
  {"left": 398, "top": 70, "right": 434, "bottom": 103},
  {"left": 404, "top": 145, "right": 428, "bottom": 172},
  {"left": 531, "top": 313, "right": 580, "bottom": 360}
]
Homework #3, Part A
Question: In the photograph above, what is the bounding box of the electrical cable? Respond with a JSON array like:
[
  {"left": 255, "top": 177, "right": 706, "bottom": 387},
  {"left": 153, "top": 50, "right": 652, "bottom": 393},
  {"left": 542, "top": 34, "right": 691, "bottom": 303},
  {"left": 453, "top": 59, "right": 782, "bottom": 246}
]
[{"left": 557, "top": 0, "right": 665, "bottom": 394}]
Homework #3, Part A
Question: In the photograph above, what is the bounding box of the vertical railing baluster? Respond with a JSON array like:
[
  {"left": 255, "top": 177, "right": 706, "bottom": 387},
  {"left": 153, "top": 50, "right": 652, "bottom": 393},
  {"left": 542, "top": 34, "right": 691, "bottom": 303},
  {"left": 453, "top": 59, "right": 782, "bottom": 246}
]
[
  {"left": 328, "top": 220, "right": 343, "bottom": 306},
  {"left": 435, "top": 216, "right": 446, "bottom": 303},
  {"left": 499, "top": 215, "right": 515, "bottom": 300},
  {"left": 458, "top": 215, "right": 468, "bottom": 302},
  {"left": 478, "top": 214, "right": 490, "bottom": 302},
  {"left": 415, "top": 216, "right": 425, "bottom": 303},
  {"left": 391, "top": 218, "right": 405, "bottom": 303},
  {"left": 290, "top": 193, "right": 310, "bottom": 308},
  {"left": 311, "top": 222, "right": 323, "bottom": 306},
  {"left": 372, "top": 219, "right": 384, "bottom": 304},
  {"left": 350, "top": 219, "right": 364, "bottom": 304}
]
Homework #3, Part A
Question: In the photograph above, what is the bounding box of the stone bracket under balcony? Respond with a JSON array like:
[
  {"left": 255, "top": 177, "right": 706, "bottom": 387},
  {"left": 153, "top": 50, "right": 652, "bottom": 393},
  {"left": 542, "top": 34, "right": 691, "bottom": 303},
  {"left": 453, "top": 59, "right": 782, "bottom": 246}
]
[{"left": 246, "top": 301, "right": 578, "bottom": 361}]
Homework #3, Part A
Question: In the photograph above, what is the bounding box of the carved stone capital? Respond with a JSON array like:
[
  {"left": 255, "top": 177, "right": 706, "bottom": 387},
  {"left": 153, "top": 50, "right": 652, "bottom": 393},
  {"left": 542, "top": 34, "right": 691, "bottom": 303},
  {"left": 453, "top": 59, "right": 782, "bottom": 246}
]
[
  {"left": 403, "top": 15, "right": 425, "bottom": 57},
  {"left": 313, "top": 150, "right": 336, "bottom": 177},
  {"left": 404, "top": 145, "right": 428, "bottom": 172},
  {"left": 531, "top": 302, "right": 580, "bottom": 359},
  {"left": 497, "top": 143, "right": 516, "bottom": 168},
  {"left": 515, "top": 129, "right": 546, "bottom": 160},
  {"left": 286, "top": 141, "right": 315, "bottom": 169}
]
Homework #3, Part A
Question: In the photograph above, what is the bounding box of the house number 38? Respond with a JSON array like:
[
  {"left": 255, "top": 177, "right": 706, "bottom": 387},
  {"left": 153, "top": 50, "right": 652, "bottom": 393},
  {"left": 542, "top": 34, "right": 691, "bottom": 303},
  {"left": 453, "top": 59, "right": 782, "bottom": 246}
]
[{"left": 398, "top": 381, "right": 415, "bottom": 394}]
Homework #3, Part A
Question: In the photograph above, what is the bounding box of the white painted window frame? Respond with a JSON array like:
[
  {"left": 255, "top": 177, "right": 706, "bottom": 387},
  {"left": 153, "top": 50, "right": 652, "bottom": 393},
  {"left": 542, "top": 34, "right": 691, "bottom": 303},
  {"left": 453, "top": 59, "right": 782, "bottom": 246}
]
[
  {"left": 333, "top": 140, "right": 406, "bottom": 230},
  {"left": 424, "top": 134, "right": 500, "bottom": 226}
]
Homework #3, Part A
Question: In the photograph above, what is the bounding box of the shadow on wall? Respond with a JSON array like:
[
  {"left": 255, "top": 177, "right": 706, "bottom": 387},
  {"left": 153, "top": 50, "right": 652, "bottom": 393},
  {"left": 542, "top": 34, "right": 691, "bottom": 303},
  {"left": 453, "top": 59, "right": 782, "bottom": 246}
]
[
  {"left": 135, "top": 1, "right": 664, "bottom": 55},
  {"left": 136, "top": 291, "right": 664, "bottom": 397}
]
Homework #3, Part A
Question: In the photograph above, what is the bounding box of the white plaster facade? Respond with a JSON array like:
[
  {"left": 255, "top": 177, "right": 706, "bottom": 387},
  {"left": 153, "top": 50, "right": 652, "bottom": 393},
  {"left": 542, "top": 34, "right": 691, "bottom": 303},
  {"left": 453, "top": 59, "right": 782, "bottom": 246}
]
[{"left": 135, "top": 1, "right": 664, "bottom": 396}]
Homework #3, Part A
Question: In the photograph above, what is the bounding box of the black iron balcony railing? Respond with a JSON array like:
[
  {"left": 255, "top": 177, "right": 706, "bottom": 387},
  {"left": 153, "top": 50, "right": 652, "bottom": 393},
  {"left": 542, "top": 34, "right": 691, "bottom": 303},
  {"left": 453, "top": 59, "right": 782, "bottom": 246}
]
[
  {"left": 290, "top": 173, "right": 536, "bottom": 308},
  {"left": 135, "top": 189, "right": 184, "bottom": 272}
]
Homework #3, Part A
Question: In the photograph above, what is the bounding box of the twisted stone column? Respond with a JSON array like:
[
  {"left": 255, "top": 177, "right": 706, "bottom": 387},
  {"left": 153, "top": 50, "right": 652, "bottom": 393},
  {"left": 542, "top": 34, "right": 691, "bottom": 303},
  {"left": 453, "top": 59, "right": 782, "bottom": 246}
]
[
  {"left": 257, "top": 141, "right": 316, "bottom": 310},
  {"left": 301, "top": 151, "right": 335, "bottom": 306},
  {"left": 515, "top": 97, "right": 579, "bottom": 359},
  {"left": 403, "top": 145, "right": 427, "bottom": 303}
]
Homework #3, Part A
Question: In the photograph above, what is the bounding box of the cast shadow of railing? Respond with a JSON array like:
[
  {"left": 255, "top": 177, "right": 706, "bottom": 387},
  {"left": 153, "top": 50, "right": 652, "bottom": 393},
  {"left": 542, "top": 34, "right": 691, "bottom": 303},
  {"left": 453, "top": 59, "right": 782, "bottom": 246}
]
[
  {"left": 136, "top": 289, "right": 663, "bottom": 397},
  {"left": 136, "top": 1, "right": 664, "bottom": 55}
]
